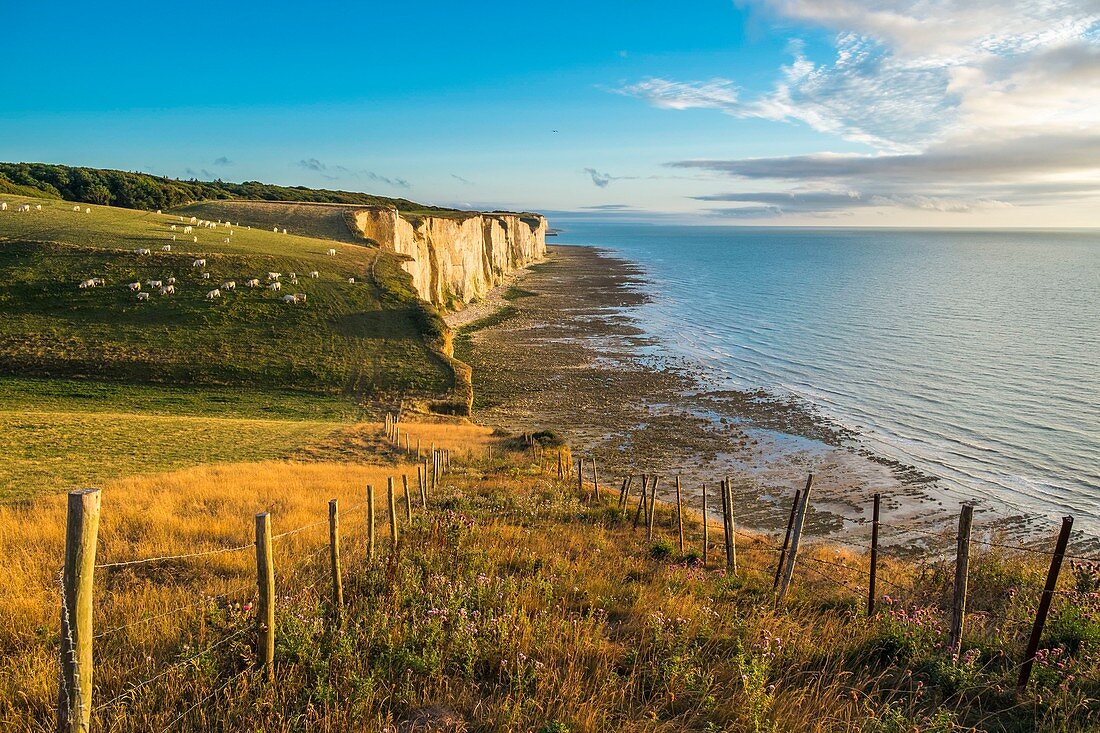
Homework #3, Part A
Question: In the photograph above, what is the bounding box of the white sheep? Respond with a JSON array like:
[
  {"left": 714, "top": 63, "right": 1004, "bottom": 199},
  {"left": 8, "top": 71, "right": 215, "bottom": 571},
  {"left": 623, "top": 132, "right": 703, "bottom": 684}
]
[
  {"left": 136, "top": 292, "right": 150, "bottom": 301},
  {"left": 91, "top": 277, "right": 105, "bottom": 286},
  {"left": 162, "top": 245, "right": 172, "bottom": 252},
  {"left": 202, "top": 272, "right": 211, "bottom": 280},
  {"left": 282, "top": 228, "right": 287, "bottom": 235},
  {"left": 309, "top": 271, "right": 319, "bottom": 278},
  {"left": 35, "top": 204, "right": 42, "bottom": 210},
  {"left": 190, "top": 216, "right": 198, "bottom": 224},
  {"left": 156, "top": 209, "right": 162, "bottom": 214},
  {"left": 84, "top": 208, "right": 91, "bottom": 214},
  {"left": 134, "top": 248, "right": 151, "bottom": 256},
  {"left": 160, "top": 285, "right": 175, "bottom": 296},
  {"left": 192, "top": 259, "right": 206, "bottom": 267},
  {"left": 17, "top": 204, "right": 30, "bottom": 212},
  {"left": 288, "top": 272, "right": 296, "bottom": 279},
  {"left": 272, "top": 226, "right": 278, "bottom": 233},
  {"left": 128, "top": 282, "right": 141, "bottom": 292},
  {"left": 171, "top": 235, "right": 176, "bottom": 241},
  {"left": 293, "top": 292, "right": 307, "bottom": 303},
  {"left": 73, "top": 205, "right": 81, "bottom": 212},
  {"left": 269, "top": 282, "right": 282, "bottom": 291},
  {"left": 192, "top": 236, "right": 198, "bottom": 243},
  {"left": 183, "top": 226, "right": 193, "bottom": 234},
  {"left": 0, "top": 202, "right": 7, "bottom": 211},
  {"left": 206, "top": 288, "right": 221, "bottom": 299},
  {"left": 289, "top": 278, "right": 299, "bottom": 285},
  {"left": 282, "top": 294, "right": 298, "bottom": 304},
  {"left": 167, "top": 277, "right": 176, "bottom": 285},
  {"left": 223, "top": 238, "right": 230, "bottom": 244},
  {"left": 267, "top": 272, "right": 280, "bottom": 281},
  {"left": 221, "top": 281, "right": 236, "bottom": 290},
  {"left": 245, "top": 278, "right": 260, "bottom": 288},
  {"left": 327, "top": 248, "right": 337, "bottom": 256},
  {"left": 146, "top": 279, "right": 162, "bottom": 288},
  {"left": 347, "top": 277, "right": 355, "bottom": 284},
  {"left": 171, "top": 224, "right": 177, "bottom": 230}
]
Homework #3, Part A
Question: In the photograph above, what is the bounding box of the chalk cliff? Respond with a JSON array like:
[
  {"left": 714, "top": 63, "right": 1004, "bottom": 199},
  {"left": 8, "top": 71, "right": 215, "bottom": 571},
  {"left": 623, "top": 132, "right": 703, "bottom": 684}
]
[{"left": 353, "top": 208, "right": 547, "bottom": 308}]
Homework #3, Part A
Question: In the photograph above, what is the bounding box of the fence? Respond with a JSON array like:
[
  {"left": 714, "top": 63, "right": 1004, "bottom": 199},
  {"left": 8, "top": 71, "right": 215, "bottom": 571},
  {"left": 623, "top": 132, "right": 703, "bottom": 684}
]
[{"left": 52, "top": 425, "right": 1097, "bottom": 731}]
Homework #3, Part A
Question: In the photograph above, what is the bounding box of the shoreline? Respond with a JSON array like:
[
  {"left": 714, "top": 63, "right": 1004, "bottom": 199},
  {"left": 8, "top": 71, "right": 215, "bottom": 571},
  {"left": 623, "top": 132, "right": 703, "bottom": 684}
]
[{"left": 453, "top": 244, "right": 1090, "bottom": 551}]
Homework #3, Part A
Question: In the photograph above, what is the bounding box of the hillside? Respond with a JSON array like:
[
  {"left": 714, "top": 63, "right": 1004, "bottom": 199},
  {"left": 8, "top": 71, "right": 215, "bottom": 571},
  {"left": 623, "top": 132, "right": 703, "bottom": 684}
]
[
  {"left": 0, "top": 195, "right": 467, "bottom": 498},
  {"left": 1, "top": 427, "right": 1097, "bottom": 732}
]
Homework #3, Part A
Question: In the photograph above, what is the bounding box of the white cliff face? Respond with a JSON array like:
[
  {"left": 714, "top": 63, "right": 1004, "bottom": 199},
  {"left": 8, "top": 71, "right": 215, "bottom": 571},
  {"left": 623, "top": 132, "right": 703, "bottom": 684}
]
[{"left": 353, "top": 208, "right": 547, "bottom": 308}]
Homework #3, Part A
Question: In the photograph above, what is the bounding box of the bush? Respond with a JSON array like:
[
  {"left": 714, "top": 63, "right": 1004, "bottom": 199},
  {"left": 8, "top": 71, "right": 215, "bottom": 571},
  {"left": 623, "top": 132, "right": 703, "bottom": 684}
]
[{"left": 650, "top": 539, "right": 675, "bottom": 560}]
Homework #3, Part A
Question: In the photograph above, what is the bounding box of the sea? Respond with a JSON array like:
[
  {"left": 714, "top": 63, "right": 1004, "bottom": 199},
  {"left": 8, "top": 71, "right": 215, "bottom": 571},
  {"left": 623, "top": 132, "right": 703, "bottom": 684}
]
[{"left": 555, "top": 223, "right": 1100, "bottom": 536}]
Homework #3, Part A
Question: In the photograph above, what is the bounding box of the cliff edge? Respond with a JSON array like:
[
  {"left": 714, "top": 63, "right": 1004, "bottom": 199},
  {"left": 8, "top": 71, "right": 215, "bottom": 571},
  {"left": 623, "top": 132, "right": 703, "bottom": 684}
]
[{"left": 353, "top": 208, "right": 547, "bottom": 308}]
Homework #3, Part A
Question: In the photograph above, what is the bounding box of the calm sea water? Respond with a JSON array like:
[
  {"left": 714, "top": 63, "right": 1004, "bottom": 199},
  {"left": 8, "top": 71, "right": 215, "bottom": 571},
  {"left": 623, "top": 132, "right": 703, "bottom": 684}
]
[{"left": 555, "top": 223, "right": 1100, "bottom": 533}]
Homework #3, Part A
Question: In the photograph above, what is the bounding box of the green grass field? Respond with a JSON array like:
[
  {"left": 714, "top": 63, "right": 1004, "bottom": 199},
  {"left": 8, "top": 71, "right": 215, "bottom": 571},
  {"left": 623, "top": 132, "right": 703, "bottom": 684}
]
[{"left": 0, "top": 194, "right": 456, "bottom": 497}]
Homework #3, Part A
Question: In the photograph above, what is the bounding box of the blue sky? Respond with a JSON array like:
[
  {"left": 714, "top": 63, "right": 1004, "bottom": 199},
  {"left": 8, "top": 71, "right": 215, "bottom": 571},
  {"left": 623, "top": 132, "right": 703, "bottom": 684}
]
[{"left": 3, "top": 1, "right": 1098, "bottom": 225}]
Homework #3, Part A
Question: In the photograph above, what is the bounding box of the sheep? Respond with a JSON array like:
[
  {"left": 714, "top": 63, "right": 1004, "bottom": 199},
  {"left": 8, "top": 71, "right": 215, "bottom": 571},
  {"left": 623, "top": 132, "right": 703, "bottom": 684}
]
[
  {"left": 267, "top": 272, "right": 280, "bottom": 281},
  {"left": 327, "top": 248, "right": 337, "bottom": 256},
  {"left": 272, "top": 226, "right": 278, "bottom": 233},
  {"left": 282, "top": 228, "right": 287, "bottom": 235},
  {"left": 308, "top": 271, "right": 319, "bottom": 278},
  {"left": 134, "top": 248, "right": 151, "bottom": 256},
  {"left": 73, "top": 205, "right": 81, "bottom": 212},
  {"left": 245, "top": 278, "right": 261, "bottom": 288},
  {"left": 35, "top": 204, "right": 41, "bottom": 210},
  {"left": 17, "top": 204, "right": 30, "bottom": 212},
  {"left": 206, "top": 288, "right": 221, "bottom": 299},
  {"left": 293, "top": 293, "right": 307, "bottom": 303},
  {"left": 159, "top": 285, "right": 175, "bottom": 296},
  {"left": 137, "top": 292, "right": 150, "bottom": 301},
  {"left": 78, "top": 280, "right": 92, "bottom": 289},
  {"left": 128, "top": 282, "right": 141, "bottom": 292},
  {"left": 202, "top": 272, "right": 211, "bottom": 280},
  {"left": 282, "top": 294, "right": 298, "bottom": 303},
  {"left": 171, "top": 235, "right": 176, "bottom": 241},
  {"left": 190, "top": 216, "right": 198, "bottom": 224},
  {"left": 221, "top": 281, "right": 236, "bottom": 290},
  {"left": 183, "top": 226, "right": 193, "bottom": 234},
  {"left": 223, "top": 238, "right": 230, "bottom": 244},
  {"left": 0, "top": 202, "right": 7, "bottom": 211},
  {"left": 156, "top": 209, "right": 162, "bottom": 214},
  {"left": 287, "top": 272, "right": 296, "bottom": 279},
  {"left": 166, "top": 277, "right": 176, "bottom": 285},
  {"left": 178, "top": 216, "right": 184, "bottom": 222},
  {"left": 192, "top": 259, "right": 206, "bottom": 267},
  {"left": 171, "top": 224, "right": 177, "bottom": 230},
  {"left": 192, "top": 236, "right": 198, "bottom": 243},
  {"left": 269, "top": 281, "right": 282, "bottom": 291},
  {"left": 162, "top": 245, "right": 172, "bottom": 252},
  {"left": 146, "top": 279, "right": 162, "bottom": 288},
  {"left": 84, "top": 208, "right": 91, "bottom": 214},
  {"left": 289, "top": 277, "right": 299, "bottom": 285},
  {"left": 347, "top": 277, "right": 356, "bottom": 284}
]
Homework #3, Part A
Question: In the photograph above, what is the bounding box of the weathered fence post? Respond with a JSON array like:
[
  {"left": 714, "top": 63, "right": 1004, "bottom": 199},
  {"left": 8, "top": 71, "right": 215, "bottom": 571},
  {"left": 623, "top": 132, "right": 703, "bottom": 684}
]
[
  {"left": 618, "top": 476, "right": 631, "bottom": 510},
  {"left": 722, "top": 480, "right": 736, "bottom": 572},
  {"left": 775, "top": 474, "right": 813, "bottom": 605},
  {"left": 255, "top": 511, "right": 275, "bottom": 681},
  {"left": 417, "top": 437, "right": 422, "bottom": 458},
  {"left": 702, "top": 483, "right": 709, "bottom": 567},
  {"left": 405, "top": 433, "right": 410, "bottom": 455},
  {"left": 577, "top": 459, "right": 584, "bottom": 497},
  {"left": 488, "top": 445, "right": 493, "bottom": 464},
  {"left": 646, "top": 476, "right": 660, "bottom": 541},
  {"left": 592, "top": 460, "right": 601, "bottom": 503},
  {"left": 557, "top": 450, "right": 564, "bottom": 480},
  {"left": 403, "top": 475, "right": 413, "bottom": 522},
  {"left": 633, "top": 475, "right": 648, "bottom": 530},
  {"left": 58, "top": 488, "right": 100, "bottom": 733},
  {"left": 773, "top": 487, "right": 803, "bottom": 591},
  {"left": 328, "top": 499, "right": 343, "bottom": 627},
  {"left": 948, "top": 503, "right": 975, "bottom": 657},
  {"left": 675, "top": 476, "right": 685, "bottom": 555},
  {"left": 1018, "top": 515, "right": 1074, "bottom": 690},
  {"left": 726, "top": 477, "right": 738, "bottom": 574},
  {"left": 419, "top": 464, "right": 428, "bottom": 509},
  {"left": 367, "top": 485, "right": 376, "bottom": 561},
  {"left": 868, "top": 493, "right": 880, "bottom": 617},
  {"left": 387, "top": 478, "right": 399, "bottom": 551},
  {"left": 431, "top": 452, "right": 438, "bottom": 493}
]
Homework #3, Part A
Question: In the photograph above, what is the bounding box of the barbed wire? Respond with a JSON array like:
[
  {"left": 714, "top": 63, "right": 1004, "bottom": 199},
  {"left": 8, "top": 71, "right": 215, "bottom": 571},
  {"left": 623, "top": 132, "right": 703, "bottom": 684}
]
[
  {"left": 93, "top": 581, "right": 253, "bottom": 641},
  {"left": 94, "top": 626, "right": 250, "bottom": 713},
  {"left": 95, "top": 542, "right": 253, "bottom": 570},
  {"left": 158, "top": 666, "right": 253, "bottom": 732}
]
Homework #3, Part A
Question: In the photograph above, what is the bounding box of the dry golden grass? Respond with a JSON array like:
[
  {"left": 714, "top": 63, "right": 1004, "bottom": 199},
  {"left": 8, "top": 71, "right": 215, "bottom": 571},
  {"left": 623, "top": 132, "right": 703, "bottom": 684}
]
[{"left": 1, "top": 423, "right": 1096, "bottom": 732}]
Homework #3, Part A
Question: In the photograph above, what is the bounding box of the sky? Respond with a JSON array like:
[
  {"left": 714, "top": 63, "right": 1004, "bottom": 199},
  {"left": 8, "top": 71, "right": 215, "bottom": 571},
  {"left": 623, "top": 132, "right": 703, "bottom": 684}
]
[{"left": 2, "top": 0, "right": 1098, "bottom": 226}]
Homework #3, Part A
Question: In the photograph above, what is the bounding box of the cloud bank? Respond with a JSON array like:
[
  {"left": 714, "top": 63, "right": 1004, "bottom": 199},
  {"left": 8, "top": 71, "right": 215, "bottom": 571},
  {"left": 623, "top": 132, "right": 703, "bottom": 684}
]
[
  {"left": 294, "top": 158, "right": 410, "bottom": 189},
  {"left": 619, "top": 0, "right": 1100, "bottom": 218}
]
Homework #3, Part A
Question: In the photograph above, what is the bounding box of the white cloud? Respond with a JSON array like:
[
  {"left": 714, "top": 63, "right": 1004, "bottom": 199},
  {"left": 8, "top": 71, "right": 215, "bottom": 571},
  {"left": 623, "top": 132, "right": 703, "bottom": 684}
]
[{"left": 618, "top": 0, "right": 1100, "bottom": 218}]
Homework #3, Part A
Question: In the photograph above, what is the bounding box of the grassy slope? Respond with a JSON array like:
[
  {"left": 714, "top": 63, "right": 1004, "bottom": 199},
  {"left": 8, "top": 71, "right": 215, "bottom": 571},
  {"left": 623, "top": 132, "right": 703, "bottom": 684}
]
[
  {"left": 0, "top": 195, "right": 456, "bottom": 498},
  {"left": 1, "top": 430, "right": 1096, "bottom": 732},
  {"left": 175, "top": 200, "right": 369, "bottom": 243}
]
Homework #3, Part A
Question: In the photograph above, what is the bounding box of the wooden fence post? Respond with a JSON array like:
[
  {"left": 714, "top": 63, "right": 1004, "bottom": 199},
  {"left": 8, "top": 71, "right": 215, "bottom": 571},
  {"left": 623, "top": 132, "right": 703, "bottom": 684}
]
[
  {"left": 633, "top": 475, "right": 648, "bottom": 530},
  {"left": 726, "top": 477, "right": 738, "bottom": 574},
  {"left": 388, "top": 478, "right": 399, "bottom": 551},
  {"left": 1018, "top": 516, "right": 1074, "bottom": 690},
  {"left": 646, "top": 476, "right": 660, "bottom": 541},
  {"left": 58, "top": 488, "right": 101, "bottom": 733},
  {"left": 255, "top": 511, "right": 275, "bottom": 681},
  {"left": 775, "top": 474, "right": 813, "bottom": 604},
  {"left": 557, "top": 450, "right": 564, "bottom": 480},
  {"left": 367, "top": 485, "right": 376, "bottom": 561},
  {"left": 419, "top": 464, "right": 428, "bottom": 509},
  {"left": 403, "top": 475, "right": 413, "bottom": 523},
  {"left": 868, "top": 493, "right": 880, "bottom": 617},
  {"left": 722, "top": 480, "right": 735, "bottom": 572},
  {"left": 577, "top": 459, "right": 584, "bottom": 497},
  {"left": 948, "top": 503, "right": 975, "bottom": 657},
  {"left": 618, "top": 476, "right": 631, "bottom": 510},
  {"left": 417, "top": 437, "right": 422, "bottom": 458},
  {"left": 702, "top": 483, "right": 709, "bottom": 567},
  {"left": 773, "top": 487, "right": 802, "bottom": 591},
  {"left": 488, "top": 445, "right": 493, "bottom": 464},
  {"left": 328, "top": 499, "right": 343, "bottom": 627},
  {"left": 592, "top": 460, "right": 601, "bottom": 503},
  {"left": 431, "top": 452, "right": 438, "bottom": 493},
  {"left": 675, "top": 476, "right": 685, "bottom": 555}
]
